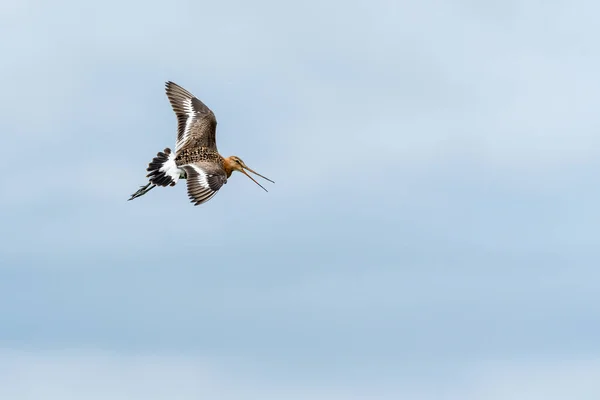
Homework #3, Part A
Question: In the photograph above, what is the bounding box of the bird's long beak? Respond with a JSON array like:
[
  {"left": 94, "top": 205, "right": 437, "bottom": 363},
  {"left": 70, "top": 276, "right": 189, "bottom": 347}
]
[{"left": 241, "top": 166, "right": 274, "bottom": 192}]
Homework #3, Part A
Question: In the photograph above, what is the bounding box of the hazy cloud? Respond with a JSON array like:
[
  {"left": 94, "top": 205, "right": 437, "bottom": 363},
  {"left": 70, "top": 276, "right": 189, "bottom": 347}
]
[
  {"left": 1, "top": 0, "right": 599, "bottom": 397},
  {"left": 1, "top": 350, "right": 599, "bottom": 400}
]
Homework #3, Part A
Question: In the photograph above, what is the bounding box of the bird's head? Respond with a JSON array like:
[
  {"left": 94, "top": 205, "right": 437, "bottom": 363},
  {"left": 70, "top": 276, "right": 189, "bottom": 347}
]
[{"left": 227, "top": 156, "right": 274, "bottom": 192}]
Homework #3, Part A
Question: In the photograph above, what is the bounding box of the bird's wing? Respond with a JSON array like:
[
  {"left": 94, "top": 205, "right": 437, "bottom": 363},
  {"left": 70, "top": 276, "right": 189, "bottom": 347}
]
[
  {"left": 181, "top": 162, "right": 227, "bottom": 206},
  {"left": 165, "top": 81, "right": 218, "bottom": 154}
]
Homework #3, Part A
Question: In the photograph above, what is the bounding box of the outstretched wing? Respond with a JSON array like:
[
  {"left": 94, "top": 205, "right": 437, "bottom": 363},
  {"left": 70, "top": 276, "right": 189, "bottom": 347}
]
[
  {"left": 181, "top": 163, "right": 227, "bottom": 206},
  {"left": 165, "top": 81, "right": 218, "bottom": 153}
]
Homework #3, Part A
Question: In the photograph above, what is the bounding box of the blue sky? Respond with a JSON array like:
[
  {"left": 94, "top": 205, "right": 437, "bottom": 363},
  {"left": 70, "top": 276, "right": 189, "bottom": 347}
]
[{"left": 1, "top": 0, "right": 600, "bottom": 398}]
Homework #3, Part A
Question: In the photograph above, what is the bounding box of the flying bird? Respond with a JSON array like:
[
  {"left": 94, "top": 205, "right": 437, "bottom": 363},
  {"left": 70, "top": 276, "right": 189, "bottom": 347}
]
[{"left": 128, "top": 81, "right": 274, "bottom": 205}]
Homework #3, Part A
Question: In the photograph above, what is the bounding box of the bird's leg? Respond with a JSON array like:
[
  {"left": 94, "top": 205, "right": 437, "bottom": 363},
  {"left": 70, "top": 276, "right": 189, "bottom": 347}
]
[{"left": 128, "top": 182, "right": 156, "bottom": 201}]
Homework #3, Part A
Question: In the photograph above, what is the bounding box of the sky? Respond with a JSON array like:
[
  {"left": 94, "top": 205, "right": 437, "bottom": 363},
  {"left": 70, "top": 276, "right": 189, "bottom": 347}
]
[{"left": 1, "top": 0, "right": 600, "bottom": 398}]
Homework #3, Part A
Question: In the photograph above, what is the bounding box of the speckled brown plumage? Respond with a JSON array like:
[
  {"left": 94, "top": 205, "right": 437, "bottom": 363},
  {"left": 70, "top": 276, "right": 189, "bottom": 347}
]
[
  {"left": 175, "top": 146, "right": 223, "bottom": 166},
  {"left": 175, "top": 146, "right": 229, "bottom": 183},
  {"left": 164, "top": 82, "right": 229, "bottom": 205}
]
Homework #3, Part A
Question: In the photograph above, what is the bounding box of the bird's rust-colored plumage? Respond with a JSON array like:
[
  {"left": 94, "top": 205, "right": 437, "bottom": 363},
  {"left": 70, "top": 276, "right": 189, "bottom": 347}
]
[
  {"left": 222, "top": 157, "right": 237, "bottom": 178},
  {"left": 127, "top": 81, "right": 274, "bottom": 205}
]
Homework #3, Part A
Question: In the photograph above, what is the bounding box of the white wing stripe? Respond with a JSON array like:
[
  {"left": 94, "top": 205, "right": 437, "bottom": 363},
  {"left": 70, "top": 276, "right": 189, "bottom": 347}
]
[
  {"left": 190, "top": 164, "right": 212, "bottom": 189},
  {"left": 185, "top": 164, "right": 221, "bottom": 205},
  {"left": 175, "top": 98, "right": 200, "bottom": 152},
  {"left": 183, "top": 97, "right": 194, "bottom": 114}
]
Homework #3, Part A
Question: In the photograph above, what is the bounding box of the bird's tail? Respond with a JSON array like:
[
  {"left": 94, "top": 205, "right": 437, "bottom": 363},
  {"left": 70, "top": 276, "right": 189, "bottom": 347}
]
[{"left": 128, "top": 148, "right": 182, "bottom": 201}]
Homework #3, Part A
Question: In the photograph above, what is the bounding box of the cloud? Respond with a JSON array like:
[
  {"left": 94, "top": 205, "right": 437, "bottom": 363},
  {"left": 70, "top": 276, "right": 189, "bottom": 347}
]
[
  {"left": 1, "top": 2, "right": 599, "bottom": 396},
  {"left": 4, "top": 0, "right": 600, "bottom": 174},
  {"left": 1, "top": 349, "right": 599, "bottom": 400},
  {"left": 2, "top": 0, "right": 598, "bottom": 230},
  {"left": 466, "top": 359, "right": 600, "bottom": 400},
  {"left": 0, "top": 349, "right": 398, "bottom": 400}
]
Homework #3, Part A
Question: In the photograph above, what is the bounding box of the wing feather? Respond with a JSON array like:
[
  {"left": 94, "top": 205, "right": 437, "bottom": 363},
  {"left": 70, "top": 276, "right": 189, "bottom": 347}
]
[
  {"left": 165, "top": 81, "right": 218, "bottom": 153},
  {"left": 181, "top": 163, "right": 227, "bottom": 206}
]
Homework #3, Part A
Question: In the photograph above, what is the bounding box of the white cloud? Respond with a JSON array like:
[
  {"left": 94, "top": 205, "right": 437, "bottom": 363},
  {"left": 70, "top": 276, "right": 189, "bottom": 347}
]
[
  {"left": 1, "top": 349, "right": 599, "bottom": 400},
  {"left": 3, "top": 0, "right": 600, "bottom": 171},
  {"left": 2, "top": 0, "right": 598, "bottom": 226},
  {"left": 466, "top": 359, "right": 600, "bottom": 400},
  {"left": 0, "top": 349, "right": 394, "bottom": 400}
]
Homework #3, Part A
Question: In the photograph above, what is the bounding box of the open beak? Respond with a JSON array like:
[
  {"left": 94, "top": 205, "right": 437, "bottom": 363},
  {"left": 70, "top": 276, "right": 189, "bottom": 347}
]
[{"left": 241, "top": 166, "right": 275, "bottom": 192}]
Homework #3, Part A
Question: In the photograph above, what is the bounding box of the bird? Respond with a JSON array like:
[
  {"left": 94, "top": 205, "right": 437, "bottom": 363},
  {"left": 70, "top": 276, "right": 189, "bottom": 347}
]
[{"left": 128, "top": 81, "right": 274, "bottom": 206}]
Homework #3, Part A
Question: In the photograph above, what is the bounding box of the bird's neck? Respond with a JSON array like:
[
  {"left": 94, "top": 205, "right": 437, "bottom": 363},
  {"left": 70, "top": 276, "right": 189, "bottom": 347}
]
[{"left": 222, "top": 156, "right": 235, "bottom": 178}]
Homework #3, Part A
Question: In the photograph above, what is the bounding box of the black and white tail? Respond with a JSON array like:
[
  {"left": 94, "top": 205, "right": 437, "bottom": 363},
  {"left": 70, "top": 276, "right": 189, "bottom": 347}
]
[{"left": 128, "top": 148, "right": 182, "bottom": 201}]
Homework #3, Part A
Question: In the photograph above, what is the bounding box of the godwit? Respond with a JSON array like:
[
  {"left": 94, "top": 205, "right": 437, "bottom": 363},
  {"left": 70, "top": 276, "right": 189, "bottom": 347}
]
[{"left": 128, "top": 81, "right": 274, "bottom": 205}]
